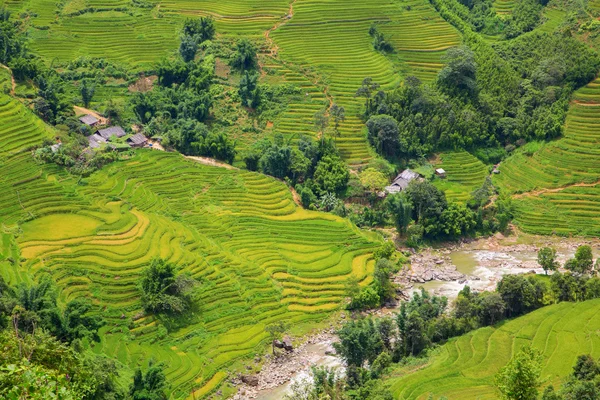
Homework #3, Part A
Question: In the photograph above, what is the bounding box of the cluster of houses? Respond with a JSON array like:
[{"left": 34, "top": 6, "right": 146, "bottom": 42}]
[{"left": 80, "top": 114, "right": 148, "bottom": 150}]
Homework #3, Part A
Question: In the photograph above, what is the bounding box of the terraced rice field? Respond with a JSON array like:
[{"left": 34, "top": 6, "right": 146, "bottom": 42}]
[
  {"left": 493, "top": 0, "right": 515, "bottom": 14},
  {"left": 495, "top": 78, "right": 600, "bottom": 235},
  {"left": 389, "top": 299, "right": 600, "bottom": 399},
  {"left": 0, "top": 123, "right": 380, "bottom": 397},
  {"left": 9, "top": 0, "right": 459, "bottom": 164},
  {"left": 272, "top": 0, "right": 460, "bottom": 162},
  {"left": 0, "top": 88, "right": 54, "bottom": 154},
  {"left": 434, "top": 151, "right": 488, "bottom": 202}
]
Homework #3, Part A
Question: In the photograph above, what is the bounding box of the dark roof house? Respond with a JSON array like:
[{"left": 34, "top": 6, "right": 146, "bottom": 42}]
[
  {"left": 98, "top": 126, "right": 126, "bottom": 140},
  {"left": 88, "top": 134, "right": 107, "bottom": 149},
  {"left": 385, "top": 169, "right": 421, "bottom": 194},
  {"left": 127, "top": 133, "right": 148, "bottom": 148},
  {"left": 79, "top": 114, "right": 99, "bottom": 126}
]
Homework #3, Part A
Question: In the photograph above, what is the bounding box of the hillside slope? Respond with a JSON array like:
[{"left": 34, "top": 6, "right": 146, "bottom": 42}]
[
  {"left": 0, "top": 119, "right": 380, "bottom": 398},
  {"left": 389, "top": 299, "right": 600, "bottom": 399}
]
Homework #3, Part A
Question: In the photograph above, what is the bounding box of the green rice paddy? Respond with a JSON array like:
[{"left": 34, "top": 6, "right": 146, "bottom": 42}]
[
  {"left": 389, "top": 299, "right": 600, "bottom": 399},
  {"left": 0, "top": 96, "right": 380, "bottom": 397},
  {"left": 434, "top": 151, "right": 489, "bottom": 203},
  {"left": 495, "top": 78, "right": 600, "bottom": 236}
]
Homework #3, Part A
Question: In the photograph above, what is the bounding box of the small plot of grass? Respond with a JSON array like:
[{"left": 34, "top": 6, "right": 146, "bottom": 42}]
[{"left": 19, "top": 214, "right": 103, "bottom": 241}]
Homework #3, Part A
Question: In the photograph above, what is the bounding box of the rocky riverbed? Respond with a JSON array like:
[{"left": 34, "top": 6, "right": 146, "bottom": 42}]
[{"left": 231, "top": 331, "right": 342, "bottom": 400}]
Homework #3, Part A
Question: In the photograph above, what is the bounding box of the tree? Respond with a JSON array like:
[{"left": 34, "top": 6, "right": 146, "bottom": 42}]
[
  {"left": 260, "top": 143, "right": 292, "bottom": 179},
  {"left": 313, "top": 108, "right": 329, "bottom": 141},
  {"left": 239, "top": 70, "right": 260, "bottom": 108},
  {"left": 330, "top": 103, "right": 345, "bottom": 139},
  {"left": 572, "top": 355, "right": 599, "bottom": 381},
  {"left": 386, "top": 193, "right": 412, "bottom": 235},
  {"left": 403, "top": 311, "right": 428, "bottom": 356},
  {"left": 438, "top": 46, "right": 477, "bottom": 96},
  {"left": 355, "top": 77, "right": 381, "bottom": 117},
  {"left": 139, "top": 258, "right": 194, "bottom": 315},
  {"left": 497, "top": 275, "right": 536, "bottom": 318},
  {"left": 179, "top": 35, "right": 198, "bottom": 62},
  {"left": 477, "top": 292, "right": 506, "bottom": 326},
  {"left": 538, "top": 247, "right": 559, "bottom": 275},
  {"left": 62, "top": 298, "right": 104, "bottom": 344},
  {"left": 495, "top": 346, "right": 542, "bottom": 400},
  {"left": 313, "top": 155, "right": 349, "bottom": 196},
  {"left": 265, "top": 321, "right": 287, "bottom": 354},
  {"left": 373, "top": 258, "right": 396, "bottom": 304},
  {"left": 565, "top": 245, "right": 594, "bottom": 276},
  {"left": 405, "top": 180, "right": 447, "bottom": 225},
  {"left": 156, "top": 57, "right": 189, "bottom": 87},
  {"left": 359, "top": 168, "right": 387, "bottom": 195},
  {"left": 130, "top": 362, "right": 168, "bottom": 400},
  {"left": 231, "top": 39, "right": 257, "bottom": 70},
  {"left": 80, "top": 79, "right": 95, "bottom": 108},
  {"left": 366, "top": 114, "right": 400, "bottom": 157},
  {"left": 182, "top": 16, "right": 215, "bottom": 43}
]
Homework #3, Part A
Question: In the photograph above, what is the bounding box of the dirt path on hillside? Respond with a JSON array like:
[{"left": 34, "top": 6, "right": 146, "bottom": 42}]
[
  {"left": 185, "top": 155, "right": 238, "bottom": 170},
  {"left": 264, "top": 0, "right": 297, "bottom": 57},
  {"left": 512, "top": 178, "right": 600, "bottom": 199},
  {"left": 73, "top": 105, "right": 109, "bottom": 125},
  {"left": 0, "top": 64, "right": 16, "bottom": 96}
]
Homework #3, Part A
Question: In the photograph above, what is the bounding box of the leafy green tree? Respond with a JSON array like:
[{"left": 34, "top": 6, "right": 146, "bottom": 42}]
[
  {"left": 139, "top": 258, "right": 194, "bottom": 315},
  {"left": 179, "top": 35, "right": 198, "bottom": 62},
  {"left": 313, "top": 108, "right": 329, "bottom": 141},
  {"left": 405, "top": 180, "right": 447, "bottom": 225},
  {"left": 477, "top": 292, "right": 505, "bottom": 326},
  {"left": 62, "top": 298, "right": 104, "bottom": 344},
  {"left": 355, "top": 77, "right": 381, "bottom": 117},
  {"left": 182, "top": 16, "right": 215, "bottom": 43},
  {"left": 373, "top": 258, "right": 396, "bottom": 304},
  {"left": 366, "top": 114, "right": 399, "bottom": 157},
  {"left": 497, "top": 275, "right": 536, "bottom": 317},
  {"left": 565, "top": 245, "right": 594, "bottom": 276},
  {"left": 130, "top": 362, "right": 168, "bottom": 400},
  {"left": 265, "top": 321, "right": 287, "bottom": 354},
  {"left": 231, "top": 38, "right": 257, "bottom": 70},
  {"left": 550, "top": 272, "right": 580, "bottom": 302},
  {"left": 239, "top": 70, "right": 260, "bottom": 108},
  {"left": 330, "top": 103, "right": 345, "bottom": 139},
  {"left": 334, "top": 318, "right": 383, "bottom": 368},
  {"left": 538, "top": 247, "right": 559, "bottom": 275},
  {"left": 438, "top": 46, "right": 477, "bottom": 96},
  {"left": 386, "top": 194, "right": 412, "bottom": 235},
  {"left": 403, "top": 311, "right": 428, "bottom": 356},
  {"left": 80, "top": 78, "right": 95, "bottom": 108},
  {"left": 359, "top": 167, "right": 387, "bottom": 195},
  {"left": 495, "top": 346, "right": 542, "bottom": 400},
  {"left": 313, "top": 155, "right": 349, "bottom": 196},
  {"left": 260, "top": 143, "right": 292, "bottom": 179},
  {"left": 156, "top": 57, "right": 189, "bottom": 86}
]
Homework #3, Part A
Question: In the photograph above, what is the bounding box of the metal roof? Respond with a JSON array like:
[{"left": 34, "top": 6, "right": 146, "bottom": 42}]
[
  {"left": 79, "top": 114, "right": 99, "bottom": 125},
  {"left": 97, "top": 126, "right": 126, "bottom": 139}
]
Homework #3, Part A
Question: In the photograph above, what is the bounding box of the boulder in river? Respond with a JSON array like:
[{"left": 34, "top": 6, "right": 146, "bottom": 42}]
[{"left": 241, "top": 374, "right": 259, "bottom": 387}]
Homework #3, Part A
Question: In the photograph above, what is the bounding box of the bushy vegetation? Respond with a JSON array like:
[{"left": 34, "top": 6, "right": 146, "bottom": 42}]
[{"left": 363, "top": 33, "right": 599, "bottom": 159}]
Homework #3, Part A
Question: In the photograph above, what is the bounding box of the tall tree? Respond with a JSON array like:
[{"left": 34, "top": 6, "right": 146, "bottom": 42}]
[
  {"left": 495, "top": 346, "right": 542, "bottom": 400},
  {"left": 329, "top": 103, "right": 345, "bottom": 140},
  {"left": 537, "top": 247, "right": 559, "bottom": 275},
  {"left": 80, "top": 79, "right": 95, "bottom": 108}
]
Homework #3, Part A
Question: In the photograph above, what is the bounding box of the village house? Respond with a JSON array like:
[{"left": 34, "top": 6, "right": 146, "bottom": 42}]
[
  {"left": 384, "top": 169, "right": 421, "bottom": 194},
  {"left": 79, "top": 114, "right": 99, "bottom": 127},
  {"left": 88, "top": 134, "right": 107, "bottom": 149},
  {"left": 97, "top": 126, "right": 127, "bottom": 140},
  {"left": 435, "top": 168, "right": 446, "bottom": 178},
  {"left": 127, "top": 133, "right": 148, "bottom": 148}
]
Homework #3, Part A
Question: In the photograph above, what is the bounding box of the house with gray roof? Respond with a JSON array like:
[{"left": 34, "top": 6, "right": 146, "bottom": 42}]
[
  {"left": 127, "top": 133, "right": 148, "bottom": 148},
  {"left": 79, "top": 114, "right": 99, "bottom": 126},
  {"left": 97, "top": 126, "right": 126, "bottom": 140},
  {"left": 384, "top": 169, "right": 421, "bottom": 194},
  {"left": 88, "top": 134, "right": 107, "bottom": 149}
]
